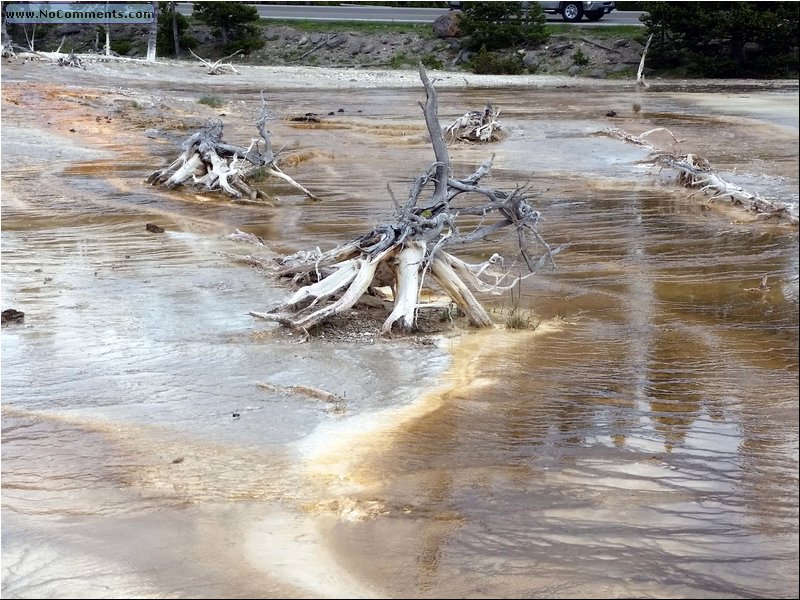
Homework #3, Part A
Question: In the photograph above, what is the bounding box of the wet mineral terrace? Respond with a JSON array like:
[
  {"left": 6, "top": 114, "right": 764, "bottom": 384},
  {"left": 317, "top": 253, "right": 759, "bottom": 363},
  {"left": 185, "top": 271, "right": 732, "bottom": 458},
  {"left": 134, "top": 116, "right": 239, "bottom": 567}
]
[{"left": 1, "top": 61, "right": 798, "bottom": 598}]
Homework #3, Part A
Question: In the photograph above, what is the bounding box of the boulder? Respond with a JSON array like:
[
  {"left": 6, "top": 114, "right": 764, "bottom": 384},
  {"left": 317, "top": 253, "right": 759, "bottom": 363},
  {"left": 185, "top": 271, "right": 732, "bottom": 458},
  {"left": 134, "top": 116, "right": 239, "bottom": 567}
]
[{"left": 433, "top": 11, "right": 462, "bottom": 38}]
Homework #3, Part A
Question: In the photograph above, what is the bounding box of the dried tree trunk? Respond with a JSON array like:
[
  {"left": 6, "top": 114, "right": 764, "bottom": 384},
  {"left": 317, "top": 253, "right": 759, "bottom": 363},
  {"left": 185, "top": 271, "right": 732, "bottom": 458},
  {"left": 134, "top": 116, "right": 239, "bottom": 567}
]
[
  {"left": 148, "top": 97, "right": 318, "bottom": 202},
  {"left": 1, "top": 12, "right": 14, "bottom": 57},
  {"left": 146, "top": 0, "right": 158, "bottom": 62},
  {"left": 599, "top": 126, "right": 798, "bottom": 225},
  {"left": 170, "top": 1, "right": 180, "bottom": 56},
  {"left": 636, "top": 33, "right": 653, "bottom": 90},
  {"left": 445, "top": 104, "right": 503, "bottom": 143},
  {"left": 245, "top": 64, "right": 566, "bottom": 335}
]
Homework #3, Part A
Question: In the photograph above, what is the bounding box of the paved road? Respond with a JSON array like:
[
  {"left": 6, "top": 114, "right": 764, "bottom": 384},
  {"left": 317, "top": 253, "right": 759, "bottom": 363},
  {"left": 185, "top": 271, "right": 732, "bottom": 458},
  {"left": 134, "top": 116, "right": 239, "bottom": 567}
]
[{"left": 177, "top": 3, "right": 644, "bottom": 26}]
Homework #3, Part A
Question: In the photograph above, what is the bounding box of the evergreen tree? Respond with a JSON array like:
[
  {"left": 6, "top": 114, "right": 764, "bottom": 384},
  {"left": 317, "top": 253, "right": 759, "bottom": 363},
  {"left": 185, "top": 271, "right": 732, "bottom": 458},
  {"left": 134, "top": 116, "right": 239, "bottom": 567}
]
[
  {"left": 192, "top": 1, "right": 264, "bottom": 54},
  {"left": 643, "top": 1, "right": 799, "bottom": 78},
  {"left": 459, "top": 1, "right": 548, "bottom": 52}
]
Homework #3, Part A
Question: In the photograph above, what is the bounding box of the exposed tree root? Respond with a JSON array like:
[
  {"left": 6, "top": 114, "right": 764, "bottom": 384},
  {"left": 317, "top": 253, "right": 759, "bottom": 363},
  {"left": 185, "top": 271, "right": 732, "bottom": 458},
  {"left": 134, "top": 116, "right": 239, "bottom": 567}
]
[
  {"left": 445, "top": 104, "right": 503, "bottom": 143},
  {"left": 242, "top": 64, "right": 566, "bottom": 335},
  {"left": 147, "top": 95, "right": 318, "bottom": 201}
]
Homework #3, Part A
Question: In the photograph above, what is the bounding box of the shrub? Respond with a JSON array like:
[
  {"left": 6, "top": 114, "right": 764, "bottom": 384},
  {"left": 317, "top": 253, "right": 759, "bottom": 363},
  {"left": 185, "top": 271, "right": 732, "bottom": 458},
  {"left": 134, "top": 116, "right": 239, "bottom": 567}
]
[
  {"left": 198, "top": 95, "right": 225, "bottom": 108},
  {"left": 193, "top": 1, "right": 264, "bottom": 55},
  {"left": 420, "top": 52, "right": 443, "bottom": 70},
  {"left": 387, "top": 51, "right": 412, "bottom": 68},
  {"left": 642, "top": 1, "right": 799, "bottom": 78},
  {"left": 572, "top": 48, "right": 589, "bottom": 66},
  {"left": 468, "top": 47, "right": 526, "bottom": 75},
  {"left": 110, "top": 39, "right": 133, "bottom": 55},
  {"left": 460, "top": 1, "right": 548, "bottom": 51}
]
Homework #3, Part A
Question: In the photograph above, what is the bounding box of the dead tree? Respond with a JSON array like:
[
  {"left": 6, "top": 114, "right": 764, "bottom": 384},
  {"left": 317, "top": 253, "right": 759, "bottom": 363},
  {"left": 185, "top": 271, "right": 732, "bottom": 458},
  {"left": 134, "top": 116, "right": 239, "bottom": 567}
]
[
  {"left": 1, "top": 13, "right": 14, "bottom": 57},
  {"left": 445, "top": 104, "right": 502, "bottom": 143},
  {"left": 146, "top": 0, "right": 158, "bottom": 62},
  {"left": 190, "top": 48, "right": 242, "bottom": 74},
  {"left": 600, "top": 126, "right": 799, "bottom": 225},
  {"left": 250, "top": 64, "right": 566, "bottom": 334},
  {"left": 147, "top": 95, "right": 318, "bottom": 201},
  {"left": 636, "top": 33, "right": 653, "bottom": 91}
]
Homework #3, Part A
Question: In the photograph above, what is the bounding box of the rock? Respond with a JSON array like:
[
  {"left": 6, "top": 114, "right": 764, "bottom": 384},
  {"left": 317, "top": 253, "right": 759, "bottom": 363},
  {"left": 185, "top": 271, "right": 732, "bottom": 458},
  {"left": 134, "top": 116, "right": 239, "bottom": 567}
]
[
  {"left": 146, "top": 223, "right": 165, "bottom": 233},
  {"left": 589, "top": 69, "right": 607, "bottom": 79},
  {"left": 605, "top": 110, "right": 617, "bottom": 117},
  {"left": 360, "top": 43, "right": 375, "bottom": 54},
  {"left": 453, "top": 48, "right": 474, "bottom": 65},
  {"left": 298, "top": 36, "right": 308, "bottom": 45},
  {"left": 309, "top": 33, "right": 323, "bottom": 44},
  {"left": 1, "top": 309, "right": 24, "bottom": 325},
  {"left": 327, "top": 35, "right": 346, "bottom": 49},
  {"left": 613, "top": 38, "right": 630, "bottom": 47},
  {"left": 522, "top": 50, "right": 540, "bottom": 67},
  {"left": 611, "top": 63, "right": 631, "bottom": 73},
  {"left": 568, "top": 65, "right": 581, "bottom": 76},
  {"left": 433, "top": 11, "right": 462, "bottom": 38}
]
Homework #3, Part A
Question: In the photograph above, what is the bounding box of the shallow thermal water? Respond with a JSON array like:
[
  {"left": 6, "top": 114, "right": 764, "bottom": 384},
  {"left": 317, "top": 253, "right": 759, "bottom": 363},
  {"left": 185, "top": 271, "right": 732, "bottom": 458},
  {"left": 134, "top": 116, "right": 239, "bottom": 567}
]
[{"left": 1, "top": 62, "right": 798, "bottom": 599}]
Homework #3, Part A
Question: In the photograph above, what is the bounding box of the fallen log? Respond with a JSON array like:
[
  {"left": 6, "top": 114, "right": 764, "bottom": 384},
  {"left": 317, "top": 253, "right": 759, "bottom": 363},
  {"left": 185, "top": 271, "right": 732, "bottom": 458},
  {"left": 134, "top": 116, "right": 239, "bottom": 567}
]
[
  {"left": 598, "top": 126, "right": 798, "bottom": 225},
  {"left": 147, "top": 94, "right": 318, "bottom": 201},
  {"left": 247, "top": 64, "right": 566, "bottom": 335}
]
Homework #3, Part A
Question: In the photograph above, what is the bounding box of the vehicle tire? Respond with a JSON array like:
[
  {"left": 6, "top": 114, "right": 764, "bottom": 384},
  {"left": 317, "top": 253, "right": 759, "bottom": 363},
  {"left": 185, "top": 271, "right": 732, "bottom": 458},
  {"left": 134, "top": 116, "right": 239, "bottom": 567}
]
[
  {"left": 560, "top": 2, "right": 584, "bottom": 22},
  {"left": 585, "top": 10, "right": 604, "bottom": 21}
]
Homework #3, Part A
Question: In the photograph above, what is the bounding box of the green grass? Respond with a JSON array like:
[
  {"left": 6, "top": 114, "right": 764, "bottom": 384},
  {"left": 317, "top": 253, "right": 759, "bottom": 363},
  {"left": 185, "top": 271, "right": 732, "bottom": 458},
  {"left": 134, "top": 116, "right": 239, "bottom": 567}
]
[
  {"left": 198, "top": 95, "right": 225, "bottom": 108},
  {"left": 261, "top": 19, "right": 433, "bottom": 37},
  {"left": 505, "top": 309, "right": 540, "bottom": 331},
  {"left": 387, "top": 50, "right": 442, "bottom": 69},
  {"left": 387, "top": 51, "right": 413, "bottom": 68},
  {"left": 546, "top": 24, "right": 646, "bottom": 42}
]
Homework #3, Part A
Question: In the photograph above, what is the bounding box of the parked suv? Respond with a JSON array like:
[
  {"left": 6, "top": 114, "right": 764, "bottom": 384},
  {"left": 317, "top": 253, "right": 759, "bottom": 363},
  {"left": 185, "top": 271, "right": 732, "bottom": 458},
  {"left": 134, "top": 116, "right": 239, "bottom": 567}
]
[
  {"left": 537, "top": 1, "right": 616, "bottom": 22},
  {"left": 448, "top": 2, "right": 615, "bottom": 23}
]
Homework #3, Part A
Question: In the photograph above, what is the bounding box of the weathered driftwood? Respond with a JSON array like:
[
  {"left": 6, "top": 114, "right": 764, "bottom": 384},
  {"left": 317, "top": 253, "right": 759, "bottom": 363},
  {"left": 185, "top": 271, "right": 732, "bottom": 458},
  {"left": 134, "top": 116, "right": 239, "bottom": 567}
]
[
  {"left": 600, "top": 126, "right": 799, "bottom": 225},
  {"left": 249, "top": 64, "right": 565, "bottom": 335},
  {"left": 189, "top": 48, "right": 241, "bottom": 75},
  {"left": 57, "top": 52, "right": 85, "bottom": 69},
  {"left": 636, "top": 33, "right": 653, "bottom": 90},
  {"left": 147, "top": 96, "right": 318, "bottom": 201},
  {"left": 445, "top": 104, "right": 502, "bottom": 143}
]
